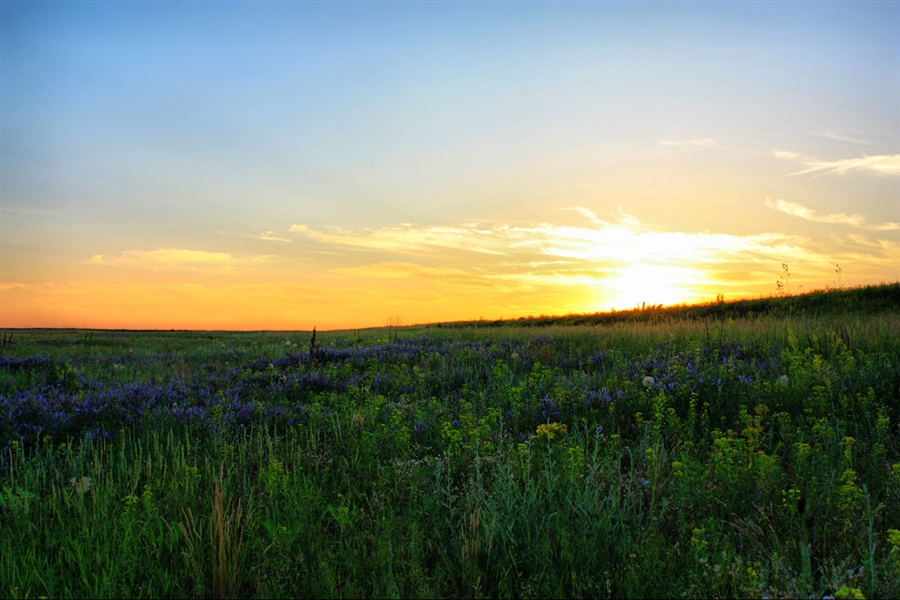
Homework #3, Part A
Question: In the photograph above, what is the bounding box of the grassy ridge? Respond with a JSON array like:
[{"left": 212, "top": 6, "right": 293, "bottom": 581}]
[
  {"left": 1, "top": 294, "right": 900, "bottom": 598},
  {"left": 441, "top": 281, "right": 900, "bottom": 328}
]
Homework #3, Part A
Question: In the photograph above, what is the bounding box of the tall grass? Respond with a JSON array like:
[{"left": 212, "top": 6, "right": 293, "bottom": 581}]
[{"left": 1, "top": 304, "right": 899, "bottom": 597}]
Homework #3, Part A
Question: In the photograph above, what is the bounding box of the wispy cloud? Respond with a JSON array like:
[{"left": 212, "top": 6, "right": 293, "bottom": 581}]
[
  {"left": 221, "top": 228, "right": 293, "bottom": 243},
  {"left": 290, "top": 209, "right": 873, "bottom": 309},
  {"left": 658, "top": 138, "right": 716, "bottom": 148},
  {"left": 812, "top": 131, "right": 873, "bottom": 145},
  {"left": 0, "top": 206, "right": 64, "bottom": 216},
  {"left": 775, "top": 151, "right": 900, "bottom": 176},
  {"left": 765, "top": 198, "right": 900, "bottom": 230},
  {"left": 290, "top": 213, "right": 822, "bottom": 270},
  {"left": 289, "top": 223, "right": 509, "bottom": 255},
  {"left": 336, "top": 262, "right": 477, "bottom": 281},
  {"left": 255, "top": 229, "right": 292, "bottom": 243},
  {"left": 87, "top": 248, "right": 276, "bottom": 271}
]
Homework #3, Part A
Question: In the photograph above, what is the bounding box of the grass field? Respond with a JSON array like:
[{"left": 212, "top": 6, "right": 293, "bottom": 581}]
[{"left": 2, "top": 285, "right": 900, "bottom": 598}]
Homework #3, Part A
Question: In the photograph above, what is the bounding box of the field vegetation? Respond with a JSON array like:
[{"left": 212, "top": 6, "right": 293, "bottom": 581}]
[{"left": 2, "top": 284, "right": 900, "bottom": 598}]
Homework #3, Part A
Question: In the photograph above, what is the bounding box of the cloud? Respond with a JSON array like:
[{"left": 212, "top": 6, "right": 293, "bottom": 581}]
[
  {"left": 256, "top": 230, "right": 292, "bottom": 243},
  {"left": 812, "top": 131, "right": 873, "bottom": 145},
  {"left": 220, "top": 228, "right": 293, "bottom": 243},
  {"left": 774, "top": 150, "right": 801, "bottom": 160},
  {"left": 0, "top": 206, "right": 64, "bottom": 216},
  {"left": 658, "top": 138, "right": 716, "bottom": 148},
  {"left": 776, "top": 151, "right": 900, "bottom": 176},
  {"left": 844, "top": 234, "right": 900, "bottom": 255},
  {"left": 87, "top": 248, "right": 275, "bottom": 271},
  {"left": 289, "top": 218, "right": 820, "bottom": 269},
  {"left": 765, "top": 198, "right": 900, "bottom": 230},
  {"left": 290, "top": 209, "right": 874, "bottom": 310},
  {"left": 289, "top": 223, "right": 509, "bottom": 255},
  {"left": 336, "top": 262, "right": 479, "bottom": 281}
]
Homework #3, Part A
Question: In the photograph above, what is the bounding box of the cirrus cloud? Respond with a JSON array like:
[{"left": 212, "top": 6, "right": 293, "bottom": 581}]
[
  {"left": 765, "top": 198, "right": 900, "bottom": 231},
  {"left": 87, "top": 248, "right": 276, "bottom": 271},
  {"left": 775, "top": 151, "right": 900, "bottom": 177}
]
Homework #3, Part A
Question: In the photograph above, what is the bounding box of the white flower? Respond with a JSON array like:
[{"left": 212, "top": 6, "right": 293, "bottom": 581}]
[
  {"left": 642, "top": 376, "right": 655, "bottom": 388},
  {"left": 779, "top": 375, "right": 790, "bottom": 386}
]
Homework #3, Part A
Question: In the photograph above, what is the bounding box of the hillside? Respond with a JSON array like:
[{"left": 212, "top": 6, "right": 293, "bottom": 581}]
[{"left": 437, "top": 282, "right": 900, "bottom": 329}]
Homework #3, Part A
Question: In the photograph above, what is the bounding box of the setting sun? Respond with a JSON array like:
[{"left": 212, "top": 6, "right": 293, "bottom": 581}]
[{"left": 605, "top": 265, "right": 709, "bottom": 312}]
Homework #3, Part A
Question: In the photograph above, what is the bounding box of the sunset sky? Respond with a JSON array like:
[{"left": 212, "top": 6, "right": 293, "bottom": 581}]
[{"left": 2, "top": 2, "right": 898, "bottom": 330}]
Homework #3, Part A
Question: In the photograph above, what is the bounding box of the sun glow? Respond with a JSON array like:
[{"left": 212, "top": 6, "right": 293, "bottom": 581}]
[
  {"left": 604, "top": 264, "right": 709, "bottom": 311},
  {"left": 5, "top": 205, "right": 896, "bottom": 329}
]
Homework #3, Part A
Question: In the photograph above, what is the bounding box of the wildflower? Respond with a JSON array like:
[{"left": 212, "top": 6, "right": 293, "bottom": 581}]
[
  {"left": 642, "top": 376, "right": 654, "bottom": 388},
  {"left": 779, "top": 375, "right": 790, "bottom": 386},
  {"left": 70, "top": 476, "right": 92, "bottom": 495},
  {"left": 834, "top": 585, "right": 865, "bottom": 599},
  {"left": 532, "top": 422, "right": 568, "bottom": 441},
  {"left": 888, "top": 528, "right": 900, "bottom": 549}
]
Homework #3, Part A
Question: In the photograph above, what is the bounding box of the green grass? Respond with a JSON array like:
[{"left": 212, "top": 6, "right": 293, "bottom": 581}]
[{"left": 1, "top": 286, "right": 899, "bottom": 598}]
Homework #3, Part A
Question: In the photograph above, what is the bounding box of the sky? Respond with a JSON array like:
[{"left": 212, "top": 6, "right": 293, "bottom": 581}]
[{"left": 1, "top": 1, "right": 898, "bottom": 330}]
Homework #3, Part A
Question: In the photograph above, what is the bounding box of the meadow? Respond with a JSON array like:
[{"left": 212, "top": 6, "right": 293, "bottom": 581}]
[{"left": 2, "top": 286, "right": 900, "bottom": 598}]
